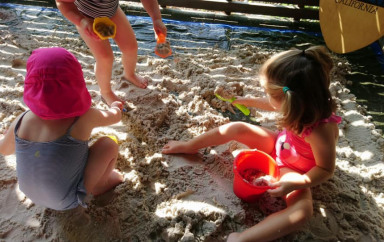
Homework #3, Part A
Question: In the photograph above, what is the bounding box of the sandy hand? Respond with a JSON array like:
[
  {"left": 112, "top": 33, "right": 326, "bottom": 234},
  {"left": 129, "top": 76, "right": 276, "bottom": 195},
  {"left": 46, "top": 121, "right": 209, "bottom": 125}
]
[
  {"left": 162, "top": 140, "right": 198, "bottom": 154},
  {"left": 80, "top": 18, "right": 99, "bottom": 40},
  {"left": 252, "top": 175, "right": 275, "bottom": 186},
  {"left": 101, "top": 91, "right": 124, "bottom": 106},
  {"left": 110, "top": 101, "right": 123, "bottom": 111}
]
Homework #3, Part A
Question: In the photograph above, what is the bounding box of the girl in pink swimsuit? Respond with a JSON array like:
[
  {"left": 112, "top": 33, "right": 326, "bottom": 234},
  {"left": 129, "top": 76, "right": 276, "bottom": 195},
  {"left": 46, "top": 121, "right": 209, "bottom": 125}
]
[{"left": 162, "top": 46, "right": 341, "bottom": 241}]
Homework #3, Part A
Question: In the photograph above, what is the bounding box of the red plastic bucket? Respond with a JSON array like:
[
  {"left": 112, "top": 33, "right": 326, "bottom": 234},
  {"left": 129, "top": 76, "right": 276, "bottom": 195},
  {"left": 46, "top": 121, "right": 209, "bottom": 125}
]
[{"left": 233, "top": 150, "right": 279, "bottom": 202}]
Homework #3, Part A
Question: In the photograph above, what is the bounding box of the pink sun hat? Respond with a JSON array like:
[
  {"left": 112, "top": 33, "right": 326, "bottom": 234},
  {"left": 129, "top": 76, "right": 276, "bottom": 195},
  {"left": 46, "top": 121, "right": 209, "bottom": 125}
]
[{"left": 23, "top": 47, "right": 91, "bottom": 120}]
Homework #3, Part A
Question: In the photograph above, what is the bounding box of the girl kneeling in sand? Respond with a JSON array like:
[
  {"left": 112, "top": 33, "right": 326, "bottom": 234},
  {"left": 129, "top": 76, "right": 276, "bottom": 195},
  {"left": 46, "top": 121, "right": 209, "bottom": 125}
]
[
  {"left": 162, "top": 46, "right": 341, "bottom": 241},
  {"left": 0, "top": 47, "right": 124, "bottom": 211}
]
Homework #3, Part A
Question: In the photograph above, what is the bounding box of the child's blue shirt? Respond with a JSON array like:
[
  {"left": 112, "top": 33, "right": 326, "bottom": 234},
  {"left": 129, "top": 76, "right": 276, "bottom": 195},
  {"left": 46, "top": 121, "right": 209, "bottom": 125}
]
[{"left": 14, "top": 111, "right": 88, "bottom": 210}]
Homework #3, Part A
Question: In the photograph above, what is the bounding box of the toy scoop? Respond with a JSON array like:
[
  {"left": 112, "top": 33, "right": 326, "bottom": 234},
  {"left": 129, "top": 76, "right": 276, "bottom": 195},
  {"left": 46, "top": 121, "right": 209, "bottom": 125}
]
[
  {"left": 215, "top": 93, "right": 250, "bottom": 116},
  {"left": 93, "top": 17, "right": 116, "bottom": 40},
  {"left": 107, "top": 135, "right": 118, "bottom": 144},
  {"left": 155, "top": 33, "right": 172, "bottom": 58}
]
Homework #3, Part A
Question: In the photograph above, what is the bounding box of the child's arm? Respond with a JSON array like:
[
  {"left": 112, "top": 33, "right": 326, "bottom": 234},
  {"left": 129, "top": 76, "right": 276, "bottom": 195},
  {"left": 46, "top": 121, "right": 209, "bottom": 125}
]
[
  {"left": 268, "top": 123, "right": 337, "bottom": 197},
  {"left": 232, "top": 96, "right": 276, "bottom": 111},
  {"left": 56, "top": 0, "right": 99, "bottom": 39},
  {"left": 141, "top": 0, "right": 162, "bottom": 22},
  {"left": 88, "top": 101, "right": 123, "bottom": 127},
  {"left": 0, "top": 120, "right": 18, "bottom": 156},
  {"left": 302, "top": 124, "right": 337, "bottom": 185},
  {"left": 140, "top": 0, "right": 167, "bottom": 36}
]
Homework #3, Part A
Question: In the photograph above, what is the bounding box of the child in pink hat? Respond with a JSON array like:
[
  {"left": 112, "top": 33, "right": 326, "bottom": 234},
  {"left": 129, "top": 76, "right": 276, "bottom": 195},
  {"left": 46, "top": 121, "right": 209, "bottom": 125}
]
[{"left": 0, "top": 47, "right": 124, "bottom": 210}]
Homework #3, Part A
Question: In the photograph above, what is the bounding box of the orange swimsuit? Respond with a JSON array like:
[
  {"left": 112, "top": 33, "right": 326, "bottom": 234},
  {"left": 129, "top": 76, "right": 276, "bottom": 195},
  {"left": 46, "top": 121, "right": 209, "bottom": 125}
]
[{"left": 273, "top": 114, "right": 342, "bottom": 174}]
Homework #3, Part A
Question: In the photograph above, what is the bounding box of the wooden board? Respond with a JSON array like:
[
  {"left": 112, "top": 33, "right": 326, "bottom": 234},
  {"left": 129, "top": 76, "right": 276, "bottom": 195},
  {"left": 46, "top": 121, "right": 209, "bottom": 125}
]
[
  {"left": 126, "top": 0, "right": 319, "bottom": 19},
  {"left": 320, "top": 0, "right": 384, "bottom": 53}
]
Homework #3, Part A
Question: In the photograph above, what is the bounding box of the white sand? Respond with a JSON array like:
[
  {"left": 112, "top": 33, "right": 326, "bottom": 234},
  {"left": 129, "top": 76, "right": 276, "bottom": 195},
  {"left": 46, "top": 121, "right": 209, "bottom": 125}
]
[{"left": 1, "top": 5, "right": 384, "bottom": 242}]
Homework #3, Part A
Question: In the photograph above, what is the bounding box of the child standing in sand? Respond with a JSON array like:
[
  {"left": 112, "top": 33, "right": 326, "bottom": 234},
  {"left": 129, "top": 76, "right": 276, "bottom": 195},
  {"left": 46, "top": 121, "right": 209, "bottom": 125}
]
[
  {"left": 0, "top": 47, "right": 124, "bottom": 211},
  {"left": 56, "top": 0, "right": 167, "bottom": 105},
  {"left": 162, "top": 46, "right": 341, "bottom": 241}
]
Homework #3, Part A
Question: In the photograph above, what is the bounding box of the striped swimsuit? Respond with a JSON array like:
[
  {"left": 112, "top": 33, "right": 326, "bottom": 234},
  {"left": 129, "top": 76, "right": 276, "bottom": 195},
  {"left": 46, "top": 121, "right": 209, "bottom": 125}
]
[
  {"left": 15, "top": 111, "right": 88, "bottom": 210},
  {"left": 75, "top": 0, "right": 119, "bottom": 18}
]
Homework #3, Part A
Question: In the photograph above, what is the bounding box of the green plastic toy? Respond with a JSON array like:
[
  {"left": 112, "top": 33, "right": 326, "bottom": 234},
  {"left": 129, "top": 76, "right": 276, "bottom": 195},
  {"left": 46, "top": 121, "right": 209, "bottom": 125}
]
[{"left": 215, "top": 93, "right": 250, "bottom": 116}]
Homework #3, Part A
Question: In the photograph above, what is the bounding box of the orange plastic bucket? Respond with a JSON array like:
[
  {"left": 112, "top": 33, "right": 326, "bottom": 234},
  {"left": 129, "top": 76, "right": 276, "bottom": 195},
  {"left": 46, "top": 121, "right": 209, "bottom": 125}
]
[{"left": 233, "top": 150, "right": 279, "bottom": 202}]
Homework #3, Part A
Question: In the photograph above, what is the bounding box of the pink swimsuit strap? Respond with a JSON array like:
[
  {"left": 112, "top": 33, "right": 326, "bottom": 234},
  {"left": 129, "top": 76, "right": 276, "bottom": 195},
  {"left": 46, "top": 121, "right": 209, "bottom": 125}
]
[{"left": 301, "top": 114, "right": 342, "bottom": 138}]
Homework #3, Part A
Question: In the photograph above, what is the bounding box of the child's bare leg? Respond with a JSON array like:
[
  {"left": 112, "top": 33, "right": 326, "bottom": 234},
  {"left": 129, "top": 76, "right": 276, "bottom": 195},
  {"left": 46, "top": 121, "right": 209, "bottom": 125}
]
[
  {"left": 76, "top": 26, "right": 122, "bottom": 105},
  {"left": 162, "top": 122, "right": 277, "bottom": 154},
  {"left": 227, "top": 173, "right": 313, "bottom": 241},
  {"left": 83, "top": 137, "right": 123, "bottom": 196},
  {"left": 112, "top": 8, "right": 148, "bottom": 89}
]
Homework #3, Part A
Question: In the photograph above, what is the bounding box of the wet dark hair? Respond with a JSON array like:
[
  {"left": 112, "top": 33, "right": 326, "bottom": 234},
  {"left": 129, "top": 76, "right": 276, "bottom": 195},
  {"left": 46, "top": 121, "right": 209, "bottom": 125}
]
[{"left": 260, "top": 46, "right": 337, "bottom": 134}]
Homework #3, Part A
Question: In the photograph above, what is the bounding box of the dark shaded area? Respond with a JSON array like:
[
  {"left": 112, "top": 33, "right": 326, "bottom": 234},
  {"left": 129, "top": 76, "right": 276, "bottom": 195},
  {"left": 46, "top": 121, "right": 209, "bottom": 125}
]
[{"left": 344, "top": 42, "right": 384, "bottom": 131}]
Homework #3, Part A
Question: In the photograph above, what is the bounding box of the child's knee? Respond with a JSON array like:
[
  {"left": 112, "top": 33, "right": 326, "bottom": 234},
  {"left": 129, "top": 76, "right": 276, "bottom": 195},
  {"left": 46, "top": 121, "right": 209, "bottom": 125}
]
[
  {"left": 95, "top": 50, "right": 114, "bottom": 64},
  {"left": 228, "top": 122, "right": 250, "bottom": 136},
  {"left": 98, "top": 136, "right": 119, "bottom": 153},
  {"left": 119, "top": 41, "right": 138, "bottom": 54}
]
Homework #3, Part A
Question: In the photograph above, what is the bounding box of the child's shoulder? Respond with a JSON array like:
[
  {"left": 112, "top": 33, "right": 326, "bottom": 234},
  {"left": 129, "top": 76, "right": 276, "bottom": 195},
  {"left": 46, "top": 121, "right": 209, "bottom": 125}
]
[
  {"left": 78, "top": 106, "right": 121, "bottom": 127},
  {"left": 304, "top": 120, "right": 340, "bottom": 145},
  {"left": 302, "top": 114, "right": 342, "bottom": 138}
]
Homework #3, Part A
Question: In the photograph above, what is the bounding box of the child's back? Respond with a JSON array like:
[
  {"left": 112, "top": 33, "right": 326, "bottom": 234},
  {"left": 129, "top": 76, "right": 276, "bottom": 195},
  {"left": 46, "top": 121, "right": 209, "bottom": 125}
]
[
  {"left": 15, "top": 112, "right": 89, "bottom": 210},
  {"left": 0, "top": 47, "right": 124, "bottom": 210}
]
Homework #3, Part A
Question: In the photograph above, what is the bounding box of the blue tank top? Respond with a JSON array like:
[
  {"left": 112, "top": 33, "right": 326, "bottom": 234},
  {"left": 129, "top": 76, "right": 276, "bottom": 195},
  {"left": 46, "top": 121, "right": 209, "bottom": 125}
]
[{"left": 14, "top": 111, "right": 88, "bottom": 210}]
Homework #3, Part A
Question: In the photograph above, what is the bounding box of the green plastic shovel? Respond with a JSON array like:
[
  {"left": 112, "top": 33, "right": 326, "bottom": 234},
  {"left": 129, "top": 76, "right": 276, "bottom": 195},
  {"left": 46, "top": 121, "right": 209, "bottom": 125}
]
[{"left": 215, "top": 93, "right": 250, "bottom": 116}]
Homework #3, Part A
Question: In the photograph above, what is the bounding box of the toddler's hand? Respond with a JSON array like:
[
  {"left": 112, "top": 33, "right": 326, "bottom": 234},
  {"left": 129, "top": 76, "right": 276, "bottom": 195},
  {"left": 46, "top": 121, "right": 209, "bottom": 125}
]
[
  {"left": 232, "top": 96, "right": 248, "bottom": 106},
  {"left": 153, "top": 19, "right": 167, "bottom": 38},
  {"left": 110, "top": 101, "right": 123, "bottom": 111},
  {"left": 162, "top": 140, "right": 198, "bottom": 154},
  {"left": 267, "top": 180, "right": 296, "bottom": 197},
  {"left": 80, "top": 17, "right": 100, "bottom": 40}
]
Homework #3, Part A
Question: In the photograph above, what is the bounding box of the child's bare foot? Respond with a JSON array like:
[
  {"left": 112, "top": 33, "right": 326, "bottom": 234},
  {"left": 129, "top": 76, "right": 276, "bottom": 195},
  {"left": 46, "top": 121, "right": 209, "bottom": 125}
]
[
  {"left": 108, "top": 169, "right": 124, "bottom": 188},
  {"left": 101, "top": 90, "right": 123, "bottom": 106},
  {"left": 162, "top": 140, "right": 198, "bottom": 154},
  {"left": 107, "top": 169, "right": 124, "bottom": 190},
  {"left": 92, "top": 169, "right": 123, "bottom": 196},
  {"left": 122, "top": 73, "right": 149, "bottom": 89}
]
